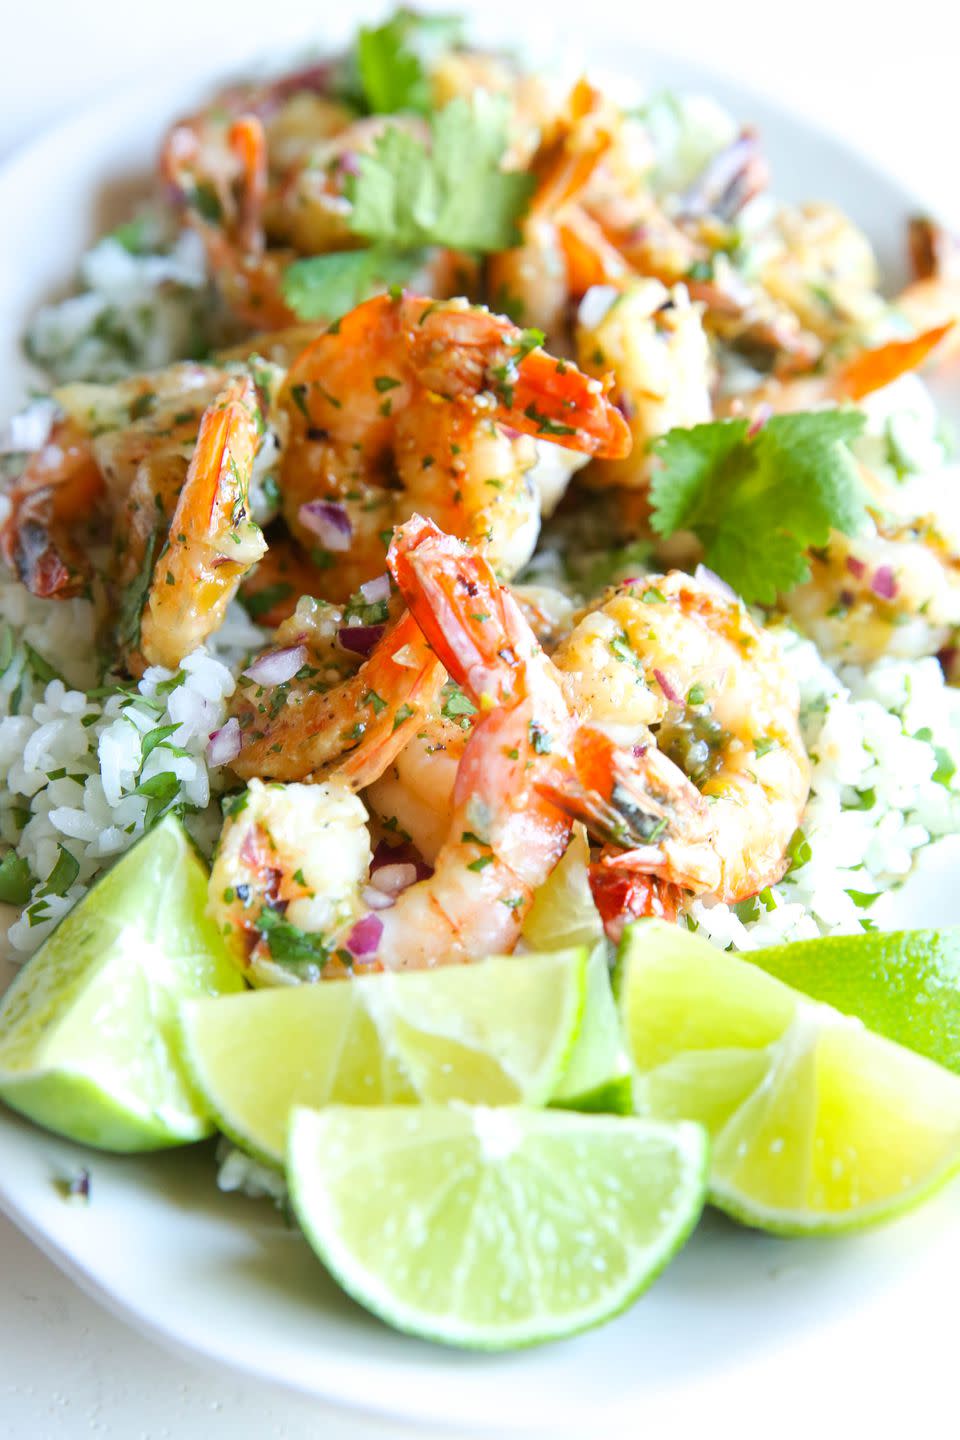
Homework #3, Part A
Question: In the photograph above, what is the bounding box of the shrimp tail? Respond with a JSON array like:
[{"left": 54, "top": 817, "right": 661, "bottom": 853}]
[
  {"left": 588, "top": 857, "right": 681, "bottom": 944},
  {"left": 387, "top": 514, "right": 530, "bottom": 705}
]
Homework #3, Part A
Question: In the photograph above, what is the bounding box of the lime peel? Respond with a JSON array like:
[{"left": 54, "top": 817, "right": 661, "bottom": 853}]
[
  {"left": 617, "top": 919, "right": 960, "bottom": 1233},
  {"left": 287, "top": 1103, "right": 709, "bottom": 1350}
]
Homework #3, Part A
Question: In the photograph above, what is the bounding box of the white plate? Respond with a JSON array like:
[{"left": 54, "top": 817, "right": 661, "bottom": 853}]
[{"left": 1, "top": 24, "right": 959, "bottom": 1435}]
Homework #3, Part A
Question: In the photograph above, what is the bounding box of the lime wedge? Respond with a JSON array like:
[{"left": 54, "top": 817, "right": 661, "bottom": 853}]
[
  {"left": 287, "top": 1103, "right": 708, "bottom": 1349},
  {"left": 0, "top": 817, "right": 244, "bottom": 1152},
  {"left": 617, "top": 920, "right": 960, "bottom": 1233},
  {"left": 550, "top": 946, "right": 633, "bottom": 1114},
  {"left": 522, "top": 825, "right": 604, "bottom": 952},
  {"left": 181, "top": 948, "right": 588, "bottom": 1165},
  {"left": 744, "top": 928, "right": 960, "bottom": 1075}
]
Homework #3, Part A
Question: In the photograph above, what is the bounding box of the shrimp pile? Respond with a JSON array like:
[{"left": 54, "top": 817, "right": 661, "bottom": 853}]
[{"left": 5, "top": 8, "right": 959, "bottom": 977}]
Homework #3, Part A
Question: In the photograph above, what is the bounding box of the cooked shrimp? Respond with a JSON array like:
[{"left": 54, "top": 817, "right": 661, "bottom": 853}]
[
  {"left": 209, "top": 775, "right": 373, "bottom": 985},
  {"left": 1, "top": 364, "right": 232, "bottom": 602},
  {"left": 486, "top": 80, "right": 617, "bottom": 336},
  {"left": 362, "top": 514, "right": 579, "bottom": 966},
  {"left": 364, "top": 701, "right": 475, "bottom": 865},
  {"left": 781, "top": 445, "right": 960, "bottom": 665},
  {"left": 133, "top": 374, "right": 267, "bottom": 669},
  {"left": 575, "top": 278, "right": 713, "bottom": 488},
  {"left": 277, "top": 290, "right": 630, "bottom": 600},
  {"left": 0, "top": 418, "right": 104, "bottom": 597},
  {"left": 897, "top": 216, "right": 960, "bottom": 361},
  {"left": 549, "top": 569, "right": 810, "bottom": 901},
  {"left": 213, "top": 516, "right": 580, "bottom": 974},
  {"left": 229, "top": 597, "right": 445, "bottom": 787}
]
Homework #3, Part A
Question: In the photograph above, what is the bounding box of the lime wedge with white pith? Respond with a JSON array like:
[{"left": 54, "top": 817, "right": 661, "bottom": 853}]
[
  {"left": 181, "top": 948, "right": 588, "bottom": 1166},
  {"left": 287, "top": 1104, "right": 708, "bottom": 1350},
  {"left": 744, "top": 928, "right": 960, "bottom": 1075},
  {"left": 522, "top": 825, "right": 605, "bottom": 953},
  {"left": 550, "top": 946, "right": 633, "bottom": 1114},
  {"left": 0, "top": 817, "right": 244, "bottom": 1152},
  {"left": 616, "top": 920, "right": 960, "bottom": 1233}
]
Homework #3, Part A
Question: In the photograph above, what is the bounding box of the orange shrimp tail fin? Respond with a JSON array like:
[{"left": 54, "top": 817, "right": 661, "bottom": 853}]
[
  {"left": 837, "top": 323, "right": 954, "bottom": 401},
  {"left": 507, "top": 348, "right": 632, "bottom": 459},
  {"left": 589, "top": 861, "right": 681, "bottom": 944},
  {"left": 388, "top": 515, "right": 532, "bottom": 705}
]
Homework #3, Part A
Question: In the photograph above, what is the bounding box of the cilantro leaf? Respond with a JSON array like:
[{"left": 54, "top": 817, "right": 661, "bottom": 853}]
[
  {"left": 348, "top": 93, "right": 535, "bottom": 254},
  {"left": 357, "top": 8, "right": 463, "bottom": 115},
  {"left": 649, "top": 411, "right": 868, "bottom": 604},
  {"left": 282, "top": 248, "right": 423, "bottom": 322}
]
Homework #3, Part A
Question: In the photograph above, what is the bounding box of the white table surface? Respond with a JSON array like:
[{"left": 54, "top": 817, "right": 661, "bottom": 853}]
[{"left": 2, "top": 3, "right": 956, "bottom": 1436}]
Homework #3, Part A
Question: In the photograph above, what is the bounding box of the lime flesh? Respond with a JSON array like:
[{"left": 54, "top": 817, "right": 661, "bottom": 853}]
[
  {"left": 617, "top": 920, "right": 960, "bottom": 1233},
  {"left": 0, "top": 817, "right": 244, "bottom": 1151},
  {"left": 287, "top": 1103, "right": 708, "bottom": 1349},
  {"left": 522, "top": 825, "right": 604, "bottom": 953},
  {"left": 181, "top": 948, "right": 588, "bottom": 1165}
]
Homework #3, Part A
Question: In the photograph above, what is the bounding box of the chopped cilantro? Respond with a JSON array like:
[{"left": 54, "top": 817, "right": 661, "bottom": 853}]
[
  {"left": 441, "top": 682, "right": 477, "bottom": 726},
  {"left": 242, "top": 582, "right": 294, "bottom": 620},
  {"left": 42, "top": 846, "right": 80, "bottom": 897},
  {"left": 0, "top": 852, "right": 34, "bottom": 905},
  {"left": 649, "top": 411, "right": 868, "bottom": 603},
  {"left": 786, "top": 827, "right": 812, "bottom": 873},
  {"left": 140, "top": 723, "right": 180, "bottom": 763},
  {"left": 528, "top": 721, "right": 553, "bottom": 755},
  {"left": 256, "top": 907, "right": 329, "bottom": 971}
]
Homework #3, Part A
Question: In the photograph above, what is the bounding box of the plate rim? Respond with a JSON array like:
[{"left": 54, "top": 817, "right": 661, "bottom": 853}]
[{"left": 1, "top": 31, "right": 958, "bottom": 1431}]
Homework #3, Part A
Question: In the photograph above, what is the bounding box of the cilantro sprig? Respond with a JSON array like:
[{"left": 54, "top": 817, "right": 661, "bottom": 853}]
[
  {"left": 356, "top": 7, "right": 464, "bottom": 115},
  {"left": 649, "top": 411, "right": 868, "bottom": 604},
  {"left": 282, "top": 93, "right": 534, "bottom": 322}
]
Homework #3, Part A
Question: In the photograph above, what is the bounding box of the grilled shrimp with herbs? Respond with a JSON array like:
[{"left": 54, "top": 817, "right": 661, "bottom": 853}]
[
  {"left": 549, "top": 568, "right": 810, "bottom": 903},
  {"left": 275, "top": 290, "right": 631, "bottom": 601},
  {"left": 228, "top": 588, "right": 445, "bottom": 787}
]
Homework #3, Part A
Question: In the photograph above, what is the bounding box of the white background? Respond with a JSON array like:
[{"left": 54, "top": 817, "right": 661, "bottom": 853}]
[{"left": 1, "top": 2, "right": 956, "bottom": 1437}]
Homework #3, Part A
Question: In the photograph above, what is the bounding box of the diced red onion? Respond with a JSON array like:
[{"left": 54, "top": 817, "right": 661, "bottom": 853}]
[
  {"left": 206, "top": 716, "right": 241, "bottom": 766},
  {"left": 871, "top": 565, "right": 898, "bottom": 600},
  {"left": 694, "top": 564, "right": 737, "bottom": 602},
  {"left": 338, "top": 624, "right": 385, "bottom": 657},
  {"left": 615, "top": 393, "right": 636, "bottom": 422},
  {"left": 747, "top": 402, "right": 772, "bottom": 439},
  {"left": 344, "top": 914, "right": 383, "bottom": 957},
  {"left": 360, "top": 573, "right": 391, "bottom": 604},
  {"left": 298, "top": 500, "right": 353, "bottom": 552},
  {"left": 845, "top": 555, "right": 866, "bottom": 579},
  {"left": 243, "top": 643, "right": 307, "bottom": 687},
  {"left": 362, "top": 886, "right": 396, "bottom": 911},
  {"left": 370, "top": 862, "right": 418, "bottom": 897},
  {"left": 653, "top": 668, "right": 681, "bottom": 704},
  {"left": 337, "top": 150, "right": 362, "bottom": 177}
]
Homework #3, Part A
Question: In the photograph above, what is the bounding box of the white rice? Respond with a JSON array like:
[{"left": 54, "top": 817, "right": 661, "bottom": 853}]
[
  {"left": 25, "top": 223, "right": 224, "bottom": 385},
  {"left": 0, "top": 578, "right": 264, "bottom": 959},
  {"left": 690, "top": 630, "right": 960, "bottom": 951}
]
